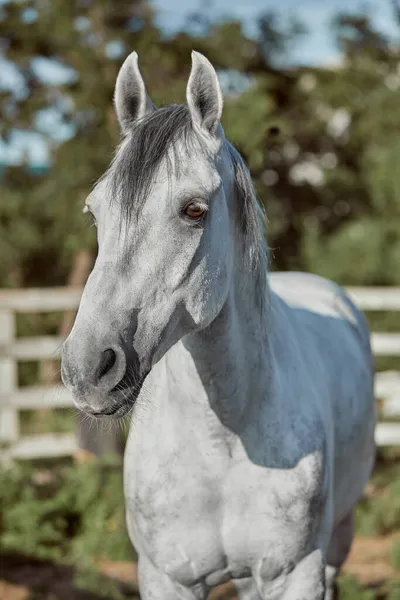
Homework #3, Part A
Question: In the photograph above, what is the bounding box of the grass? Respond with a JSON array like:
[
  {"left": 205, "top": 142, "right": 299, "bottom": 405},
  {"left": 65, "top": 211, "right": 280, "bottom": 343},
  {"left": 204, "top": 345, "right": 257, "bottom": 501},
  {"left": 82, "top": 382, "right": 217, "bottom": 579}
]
[
  {"left": 338, "top": 576, "right": 400, "bottom": 600},
  {"left": 391, "top": 539, "right": 400, "bottom": 571},
  {"left": 356, "top": 457, "right": 400, "bottom": 536},
  {"left": 0, "top": 456, "right": 133, "bottom": 564},
  {"left": 338, "top": 575, "right": 376, "bottom": 600}
]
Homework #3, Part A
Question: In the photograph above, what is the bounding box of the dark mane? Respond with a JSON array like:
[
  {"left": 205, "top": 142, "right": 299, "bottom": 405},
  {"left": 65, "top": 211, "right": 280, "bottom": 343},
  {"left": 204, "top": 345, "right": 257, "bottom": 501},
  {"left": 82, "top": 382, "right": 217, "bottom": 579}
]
[
  {"left": 226, "top": 142, "right": 266, "bottom": 269},
  {"left": 107, "top": 103, "right": 266, "bottom": 270},
  {"left": 109, "top": 104, "right": 196, "bottom": 224}
]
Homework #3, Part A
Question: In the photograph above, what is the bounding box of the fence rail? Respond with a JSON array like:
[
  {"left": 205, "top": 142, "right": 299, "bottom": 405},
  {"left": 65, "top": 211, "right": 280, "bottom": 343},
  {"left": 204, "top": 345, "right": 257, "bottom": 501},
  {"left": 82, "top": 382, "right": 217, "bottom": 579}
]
[{"left": 1, "top": 286, "right": 400, "bottom": 461}]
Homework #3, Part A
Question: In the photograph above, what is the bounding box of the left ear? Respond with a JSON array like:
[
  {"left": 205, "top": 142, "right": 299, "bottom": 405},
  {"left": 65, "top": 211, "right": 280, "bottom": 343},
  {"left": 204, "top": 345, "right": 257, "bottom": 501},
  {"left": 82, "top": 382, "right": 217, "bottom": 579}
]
[
  {"left": 114, "top": 51, "right": 154, "bottom": 133},
  {"left": 186, "top": 51, "right": 223, "bottom": 135}
]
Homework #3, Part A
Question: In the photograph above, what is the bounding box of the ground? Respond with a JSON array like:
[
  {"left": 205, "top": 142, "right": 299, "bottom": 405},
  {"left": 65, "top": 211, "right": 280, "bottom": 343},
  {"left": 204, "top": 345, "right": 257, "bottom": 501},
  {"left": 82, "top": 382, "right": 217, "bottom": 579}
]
[{"left": 1, "top": 534, "right": 399, "bottom": 600}]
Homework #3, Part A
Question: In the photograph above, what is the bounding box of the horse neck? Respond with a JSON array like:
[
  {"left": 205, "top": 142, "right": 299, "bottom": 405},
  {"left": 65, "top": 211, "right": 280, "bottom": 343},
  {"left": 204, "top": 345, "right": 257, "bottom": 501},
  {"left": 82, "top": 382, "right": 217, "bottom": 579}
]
[{"left": 182, "top": 248, "right": 273, "bottom": 433}]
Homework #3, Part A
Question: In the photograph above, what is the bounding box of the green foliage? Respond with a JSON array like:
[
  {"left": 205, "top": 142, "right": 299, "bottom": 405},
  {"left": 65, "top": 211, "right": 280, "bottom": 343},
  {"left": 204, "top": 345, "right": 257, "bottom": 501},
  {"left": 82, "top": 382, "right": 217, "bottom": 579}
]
[
  {"left": 338, "top": 575, "right": 375, "bottom": 600},
  {"left": 0, "top": 458, "right": 132, "bottom": 563},
  {"left": 73, "top": 564, "right": 129, "bottom": 600},
  {"left": 1, "top": 0, "right": 400, "bottom": 286},
  {"left": 356, "top": 477, "right": 400, "bottom": 536},
  {"left": 387, "top": 581, "right": 400, "bottom": 600},
  {"left": 391, "top": 539, "right": 400, "bottom": 571},
  {"left": 338, "top": 574, "right": 400, "bottom": 600},
  {"left": 20, "top": 408, "right": 75, "bottom": 435}
]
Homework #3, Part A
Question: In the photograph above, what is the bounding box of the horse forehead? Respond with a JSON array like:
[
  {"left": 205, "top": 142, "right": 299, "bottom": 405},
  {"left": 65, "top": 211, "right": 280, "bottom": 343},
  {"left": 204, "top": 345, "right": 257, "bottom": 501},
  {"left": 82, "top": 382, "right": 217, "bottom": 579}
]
[
  {"left": 170, "top": 141, "right": 221, "bottom": 183},
  {"left": 162, "top": 133, "right": 224, "bottom": 185},
  {"left": 144, "top": 157, "right": 222, "bottom": 203}
]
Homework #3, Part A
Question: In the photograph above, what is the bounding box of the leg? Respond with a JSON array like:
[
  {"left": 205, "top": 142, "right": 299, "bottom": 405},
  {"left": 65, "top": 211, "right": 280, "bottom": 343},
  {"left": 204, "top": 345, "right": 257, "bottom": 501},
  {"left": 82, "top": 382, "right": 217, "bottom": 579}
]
[
  {"left": 325, "top": 511, "right": 354, "bottom": 600},
  {"left": 138, "top": 554, "right": 207, "bottom": 600},
  {"left": 281, "top": 550, "right": 325, "bottom": 600},
  {"left": 254, "top": 549, "right": 325, "bottom": 600},
  {"left": 324, "top": 566, "right": 339, "bottom": 600},
  {"left": 234, "top": 577, "right": 263, "bottom": 600}
]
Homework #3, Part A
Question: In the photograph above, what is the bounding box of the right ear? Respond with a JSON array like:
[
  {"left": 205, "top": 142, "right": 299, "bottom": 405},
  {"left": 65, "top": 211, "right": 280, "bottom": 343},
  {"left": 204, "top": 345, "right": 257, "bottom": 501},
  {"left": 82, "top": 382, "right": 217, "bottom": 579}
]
[
  {"left": 114, "top": 51, "right": 154, "bottom": 133},
  {"left": 186, "top": 51, "right": 223, "bottom": 136}
]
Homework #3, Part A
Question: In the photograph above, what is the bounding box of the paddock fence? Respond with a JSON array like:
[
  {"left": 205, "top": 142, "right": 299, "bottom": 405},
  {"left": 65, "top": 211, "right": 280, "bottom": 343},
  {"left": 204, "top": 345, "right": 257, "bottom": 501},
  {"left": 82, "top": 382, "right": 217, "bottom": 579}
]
[{"left": 0, "top": 286, "right": 399, "bottom": 461}]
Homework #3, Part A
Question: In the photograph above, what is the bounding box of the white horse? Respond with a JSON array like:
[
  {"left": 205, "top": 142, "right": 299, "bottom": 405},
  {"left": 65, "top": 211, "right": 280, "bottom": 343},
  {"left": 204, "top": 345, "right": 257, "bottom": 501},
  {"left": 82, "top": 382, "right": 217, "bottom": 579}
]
[{"left": 61, "top": 51, "right": 376, "bottom": 599}]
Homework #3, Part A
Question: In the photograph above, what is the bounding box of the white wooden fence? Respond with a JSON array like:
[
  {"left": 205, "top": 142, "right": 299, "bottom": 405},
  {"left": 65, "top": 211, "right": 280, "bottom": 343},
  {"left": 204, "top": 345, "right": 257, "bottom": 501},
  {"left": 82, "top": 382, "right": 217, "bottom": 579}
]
[{"left": 0, "top": 286, "right": 400, "bottom": 461}]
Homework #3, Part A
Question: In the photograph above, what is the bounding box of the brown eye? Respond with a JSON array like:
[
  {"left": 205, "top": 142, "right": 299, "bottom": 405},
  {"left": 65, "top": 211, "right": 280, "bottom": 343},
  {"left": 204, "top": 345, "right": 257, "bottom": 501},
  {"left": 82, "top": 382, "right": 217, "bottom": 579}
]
[{"left": 184, "top": 202, "right": 205, "bottom": 219}]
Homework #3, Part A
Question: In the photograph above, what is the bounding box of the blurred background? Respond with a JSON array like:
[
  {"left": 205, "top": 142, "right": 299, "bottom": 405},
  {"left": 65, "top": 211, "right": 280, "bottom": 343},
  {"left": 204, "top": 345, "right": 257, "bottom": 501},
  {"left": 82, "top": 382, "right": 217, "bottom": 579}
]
[{"left": 0, "top": 0, "right": 399, "bottom": 598}]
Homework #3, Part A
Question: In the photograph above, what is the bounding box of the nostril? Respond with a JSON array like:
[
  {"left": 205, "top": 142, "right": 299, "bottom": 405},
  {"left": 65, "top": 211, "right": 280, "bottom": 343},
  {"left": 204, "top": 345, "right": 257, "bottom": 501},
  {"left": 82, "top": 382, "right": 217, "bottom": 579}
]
[{"left": 97, "top": 348, "right": 117, "bottom": 380}]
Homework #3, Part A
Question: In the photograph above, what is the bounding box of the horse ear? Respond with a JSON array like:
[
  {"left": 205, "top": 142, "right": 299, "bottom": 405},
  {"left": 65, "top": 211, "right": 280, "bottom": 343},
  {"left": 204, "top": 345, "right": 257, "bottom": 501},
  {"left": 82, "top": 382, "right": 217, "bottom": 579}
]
[
  {"left": 114, "top": 51, "right": 154, "bottom": 133},
  {"left": 186, "top": 51, "right": 223, "bottom": 135}
]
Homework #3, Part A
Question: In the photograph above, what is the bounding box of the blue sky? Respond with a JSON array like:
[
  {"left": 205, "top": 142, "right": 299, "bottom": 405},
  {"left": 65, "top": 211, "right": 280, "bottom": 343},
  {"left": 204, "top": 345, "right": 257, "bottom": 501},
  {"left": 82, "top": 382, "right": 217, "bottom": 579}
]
[
  {"left": 154, "top": 0, "right": 398, "bottom": 65},
  {"left": 0, "top": 0, "right": 398, "bottom": 165}
]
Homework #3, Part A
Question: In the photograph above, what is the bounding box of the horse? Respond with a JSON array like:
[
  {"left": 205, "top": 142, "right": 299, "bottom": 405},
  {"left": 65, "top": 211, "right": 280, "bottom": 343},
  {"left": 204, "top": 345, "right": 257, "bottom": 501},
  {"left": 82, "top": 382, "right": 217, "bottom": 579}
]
[{"left": 61, "top": 51, "right": 376, "bottom": 599}]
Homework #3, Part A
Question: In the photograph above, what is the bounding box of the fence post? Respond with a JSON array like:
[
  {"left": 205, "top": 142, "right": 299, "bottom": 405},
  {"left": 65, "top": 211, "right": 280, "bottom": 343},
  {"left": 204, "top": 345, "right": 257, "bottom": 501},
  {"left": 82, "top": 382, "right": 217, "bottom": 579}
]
[
  {"left": 0, "top": 308, "right": 18, "bottom": 462},
  {"left": 76, "top": 418, "right": 124, "bottom": 457}
]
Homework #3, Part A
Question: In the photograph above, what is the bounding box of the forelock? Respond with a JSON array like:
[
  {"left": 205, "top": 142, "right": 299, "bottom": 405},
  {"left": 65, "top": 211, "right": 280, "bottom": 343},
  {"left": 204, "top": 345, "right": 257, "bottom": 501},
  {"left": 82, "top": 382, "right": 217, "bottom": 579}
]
[{"left": 108, "top": 104, "right": 200, "bottom": 224}]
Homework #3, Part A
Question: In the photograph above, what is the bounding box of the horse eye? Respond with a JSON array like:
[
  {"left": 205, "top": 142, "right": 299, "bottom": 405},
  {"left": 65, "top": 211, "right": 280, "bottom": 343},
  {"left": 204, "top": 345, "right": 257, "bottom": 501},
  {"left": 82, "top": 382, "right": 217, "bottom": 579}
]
[
  {"left": 83, "top": 205, "right": 97, "bottom": 226},
  {"left": 88, "top": 211, "right": 97, "bottom": 226},
  {"left": 184, "top": 202, "right": 205, "bottom": 219}
]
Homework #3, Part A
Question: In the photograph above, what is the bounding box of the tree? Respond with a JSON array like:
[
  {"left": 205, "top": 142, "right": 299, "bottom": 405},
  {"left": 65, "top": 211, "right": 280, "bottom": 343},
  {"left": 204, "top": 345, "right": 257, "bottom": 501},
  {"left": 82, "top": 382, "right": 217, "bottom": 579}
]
[
  {"left": 301, "top": 9, "right": 400, "bottom": 284},
  {"left": 1, "top": 0, "right": 400, "bottom": 290}
]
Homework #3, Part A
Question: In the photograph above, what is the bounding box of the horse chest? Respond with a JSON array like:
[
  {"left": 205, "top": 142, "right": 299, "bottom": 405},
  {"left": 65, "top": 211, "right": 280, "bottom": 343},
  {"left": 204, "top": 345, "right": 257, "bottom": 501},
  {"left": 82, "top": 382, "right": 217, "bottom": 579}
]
[
  {"left": 127, "top": 446, "right": 325, "bottom": 589},
  {"left": 128, "top": 449, "right": 228, "bottom": 585},
  {"left": 220, "top": 460, "right": 325, "bottom": 570}
]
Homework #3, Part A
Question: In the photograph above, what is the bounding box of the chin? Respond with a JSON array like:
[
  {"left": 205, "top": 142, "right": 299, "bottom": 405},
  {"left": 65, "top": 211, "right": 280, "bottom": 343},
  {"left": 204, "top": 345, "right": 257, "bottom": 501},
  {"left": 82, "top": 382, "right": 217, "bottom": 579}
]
[{"left": 73, "top": 373, "right": 149, "bottom": 419}]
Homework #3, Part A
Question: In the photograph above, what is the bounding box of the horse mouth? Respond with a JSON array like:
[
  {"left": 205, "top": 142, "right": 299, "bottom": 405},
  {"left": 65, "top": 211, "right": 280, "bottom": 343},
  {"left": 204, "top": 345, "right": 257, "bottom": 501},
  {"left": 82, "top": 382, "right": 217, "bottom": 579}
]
[
  {"left": 77, "top": 369, "right": 150, "bottom": 419},
  {"left": 90, "top": 403, "right": 131, "bottom": 418}
]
